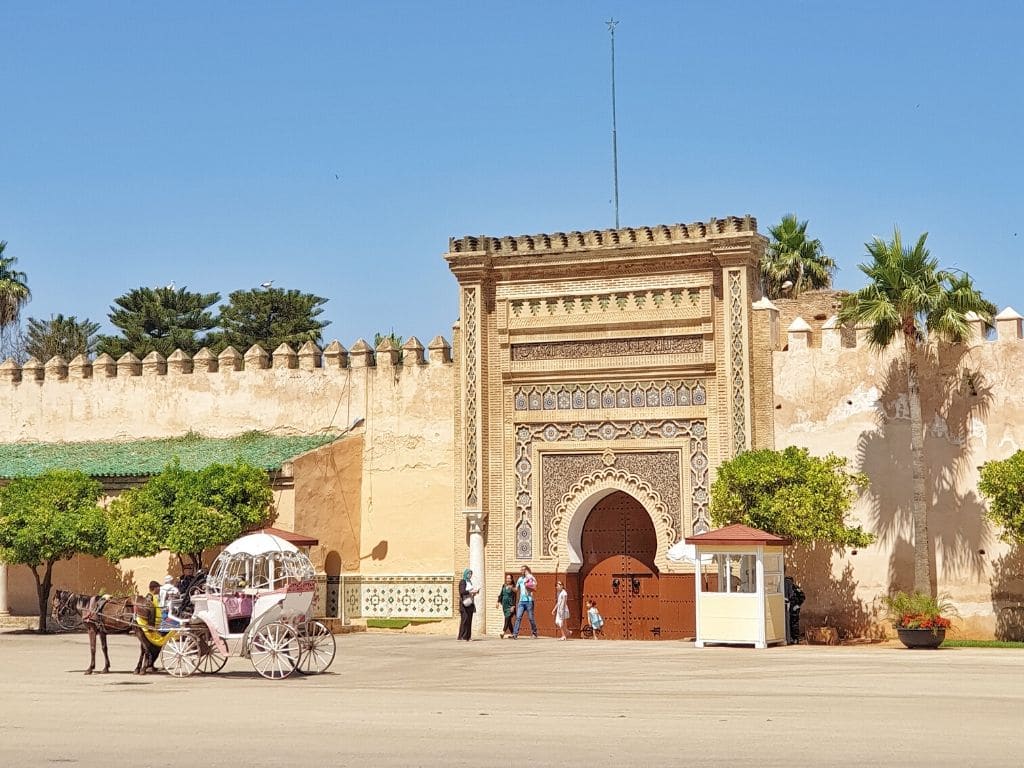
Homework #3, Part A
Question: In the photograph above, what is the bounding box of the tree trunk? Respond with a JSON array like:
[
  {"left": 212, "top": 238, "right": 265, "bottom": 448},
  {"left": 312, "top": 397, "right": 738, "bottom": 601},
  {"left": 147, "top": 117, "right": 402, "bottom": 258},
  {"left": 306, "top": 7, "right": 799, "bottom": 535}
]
[
  {"left": 906, "top": 351, "right": 932, "bottom": 596},
  {"left": 31, "top": 562, "right": 54, "bottom": 634}
]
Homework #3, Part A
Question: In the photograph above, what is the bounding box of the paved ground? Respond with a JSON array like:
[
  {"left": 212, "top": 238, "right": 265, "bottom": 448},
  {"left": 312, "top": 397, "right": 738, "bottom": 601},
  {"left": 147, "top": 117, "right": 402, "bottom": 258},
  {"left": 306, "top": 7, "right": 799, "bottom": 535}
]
[{"left": 1, "top": 630, "right": 1020, "bottom": 767}]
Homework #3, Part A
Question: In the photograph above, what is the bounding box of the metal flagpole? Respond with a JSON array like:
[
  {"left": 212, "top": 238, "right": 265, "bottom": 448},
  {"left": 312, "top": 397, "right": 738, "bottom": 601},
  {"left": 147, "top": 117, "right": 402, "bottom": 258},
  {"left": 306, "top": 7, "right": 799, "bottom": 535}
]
[{"left": 607, "top": 18, "right": 620, "bottom": 229}]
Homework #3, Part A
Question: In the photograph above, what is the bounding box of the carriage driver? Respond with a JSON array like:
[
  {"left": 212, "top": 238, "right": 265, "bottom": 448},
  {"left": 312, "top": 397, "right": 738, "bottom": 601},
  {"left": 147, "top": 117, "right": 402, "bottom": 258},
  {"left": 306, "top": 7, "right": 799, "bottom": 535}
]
[{"left": 147, "top": 581, "right": 161, "bottom": 625}]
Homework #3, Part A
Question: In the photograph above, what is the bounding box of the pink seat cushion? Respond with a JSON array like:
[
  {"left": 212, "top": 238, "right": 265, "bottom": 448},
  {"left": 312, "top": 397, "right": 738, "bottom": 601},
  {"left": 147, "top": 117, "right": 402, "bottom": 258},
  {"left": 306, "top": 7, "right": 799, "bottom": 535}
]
[{"left": 224, "top": 595, "right": 253, "bottom": 619}]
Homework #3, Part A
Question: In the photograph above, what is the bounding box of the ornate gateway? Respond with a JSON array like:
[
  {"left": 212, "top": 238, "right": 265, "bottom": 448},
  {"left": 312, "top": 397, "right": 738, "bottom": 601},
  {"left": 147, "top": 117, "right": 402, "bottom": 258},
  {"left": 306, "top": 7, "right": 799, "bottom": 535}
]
[{"left": 446, "top": 216, "right": 776, "bottom": 638}]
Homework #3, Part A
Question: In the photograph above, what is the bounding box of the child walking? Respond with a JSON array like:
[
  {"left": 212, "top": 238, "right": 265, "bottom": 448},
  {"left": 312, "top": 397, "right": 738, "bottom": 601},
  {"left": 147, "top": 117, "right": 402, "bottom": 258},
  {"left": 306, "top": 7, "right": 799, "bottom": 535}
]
[
  {"left": 586, "top": 600, "right": 604, "bottom": 639},
  {"left": 553, "top": 581, "right": 571, "bottom": 640}
]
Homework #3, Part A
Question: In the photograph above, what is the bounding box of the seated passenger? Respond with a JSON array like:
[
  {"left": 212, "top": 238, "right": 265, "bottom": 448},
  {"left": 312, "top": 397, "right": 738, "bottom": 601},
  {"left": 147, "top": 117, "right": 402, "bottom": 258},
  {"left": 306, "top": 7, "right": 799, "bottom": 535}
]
[{"left": 158, "top": 575, "right": 179, "bottom": 624}]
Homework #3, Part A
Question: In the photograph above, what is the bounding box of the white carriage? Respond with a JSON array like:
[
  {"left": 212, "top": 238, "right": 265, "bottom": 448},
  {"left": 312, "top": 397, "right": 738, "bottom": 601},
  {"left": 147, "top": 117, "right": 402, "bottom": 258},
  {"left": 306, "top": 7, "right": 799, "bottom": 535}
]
[{"left": 161, "top": 533, "right": 336, "bottom": 679}]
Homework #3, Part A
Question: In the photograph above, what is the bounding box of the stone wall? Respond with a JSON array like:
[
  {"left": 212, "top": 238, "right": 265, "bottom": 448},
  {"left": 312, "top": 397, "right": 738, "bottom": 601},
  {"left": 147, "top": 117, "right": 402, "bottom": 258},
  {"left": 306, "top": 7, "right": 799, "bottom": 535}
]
[
  {"left": 772, "top": 289, "right": 847, "bottom": 349},
  {"left": 773, "top": 307, "right": 1024, "bottom": 639},
  {"left": 1, "top": 337, "right": 457, "bottom": 620}
]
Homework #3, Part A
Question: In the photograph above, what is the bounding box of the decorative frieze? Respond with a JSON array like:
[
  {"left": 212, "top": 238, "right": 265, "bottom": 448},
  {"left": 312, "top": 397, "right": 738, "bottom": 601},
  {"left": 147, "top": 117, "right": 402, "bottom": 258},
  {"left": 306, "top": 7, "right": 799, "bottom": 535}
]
[
  {"left": 463, "top": 286, "right": 480, "bottom": 507},
  {"left": 727, "top": 270, "right": 749, "bottom": 454},
  {"left": 448, "top": 215, "right": 758, "bottom": 254},
  {"left": 510, "top": 335, "right": 702, "bottom": 362},
  {"left": 509, "top": 288, "right": 702, "bottom": 320},
  {"left": 341, "top": 574, "right": 454, "bottom": 619},
  {"left": 514, "top": 379, "right": 707, "bottom": 413}
]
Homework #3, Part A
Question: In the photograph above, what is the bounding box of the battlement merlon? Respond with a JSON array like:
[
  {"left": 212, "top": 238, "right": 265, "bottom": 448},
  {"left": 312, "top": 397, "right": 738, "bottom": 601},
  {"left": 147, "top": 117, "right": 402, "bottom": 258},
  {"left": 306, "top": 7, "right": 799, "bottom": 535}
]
[
  {"left": 779, "top": 308, "right": 1024, "bottom": 353},
  {"left": 444, "top": 215, "right": 766, "bottom": 278},
  {"left": 0, "top": 337, "right": 454, "bottom": 384}
]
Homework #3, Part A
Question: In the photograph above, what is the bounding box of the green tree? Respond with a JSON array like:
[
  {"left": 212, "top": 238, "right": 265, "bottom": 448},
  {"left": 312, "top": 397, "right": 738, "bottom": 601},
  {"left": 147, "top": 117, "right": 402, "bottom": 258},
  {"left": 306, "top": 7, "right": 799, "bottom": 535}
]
[
  {"left": 374, "top": 330, "right": 403, "bottom": 362},
  {"left": 0, "top": 470, "right": 105, "bottom": 632},
  {"left": 106, "top": 460, "right": 274, "bottom": 568},
  {"left": 0, "top": 241, "right": 31, "bottom": 329},
  {"left": 978, "top": 451, "right": 1024, "bottom": 546},
  {"left": 374, "top": 331, "right": 403, "bottom": 349},
  {"left": 211, "top": 287, "right": 328, "bottom": 353},
  {"left": 710, "top": 447, "right": 873, "bottom": 547},
  {"left": 838, "top": 228, "right": 994, "bottom": 594},
  {"left": 25, "top": 314, "right": 101, "bottom": 361},
  {"left": 760, "top": 214, "right": 836, "bottom": 298},
  {"left": 96, "top": 286, "right": 220, "bottom": 359},
  {"left": 0, "top": 241, "right": 31, "bottom": 360}
]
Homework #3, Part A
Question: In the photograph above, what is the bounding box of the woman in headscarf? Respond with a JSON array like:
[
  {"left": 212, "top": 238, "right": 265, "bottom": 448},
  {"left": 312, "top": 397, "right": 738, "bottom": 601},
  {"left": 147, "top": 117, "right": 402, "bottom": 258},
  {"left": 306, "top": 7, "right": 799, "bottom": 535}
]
[{"left": 457, "top": 568, "right": 479, "bottom": 641}]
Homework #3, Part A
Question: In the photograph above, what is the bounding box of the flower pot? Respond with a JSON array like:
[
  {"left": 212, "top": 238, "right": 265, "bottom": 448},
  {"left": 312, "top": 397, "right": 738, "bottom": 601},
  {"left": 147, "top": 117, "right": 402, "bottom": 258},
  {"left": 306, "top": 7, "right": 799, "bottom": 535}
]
[{"left": 896, "top": 627, "right": 946, "bottom": 649}]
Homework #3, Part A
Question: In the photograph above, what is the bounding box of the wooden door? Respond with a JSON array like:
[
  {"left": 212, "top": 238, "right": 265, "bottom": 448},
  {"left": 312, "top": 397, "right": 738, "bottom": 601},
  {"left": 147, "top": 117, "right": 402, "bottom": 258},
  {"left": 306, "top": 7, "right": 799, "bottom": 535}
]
[{"left": 580, "top": 491, "right": 660, "bottom": 640}]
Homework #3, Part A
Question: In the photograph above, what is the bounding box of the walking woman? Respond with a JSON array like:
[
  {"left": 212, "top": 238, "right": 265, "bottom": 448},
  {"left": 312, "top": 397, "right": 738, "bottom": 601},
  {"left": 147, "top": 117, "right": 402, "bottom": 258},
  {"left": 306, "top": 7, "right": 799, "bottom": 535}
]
[
  {"left": 497, "top": 574, "right": 516, "bottom": 638},
  {"left": 457, "top": 568, "right": 479, "bottom": 641}
]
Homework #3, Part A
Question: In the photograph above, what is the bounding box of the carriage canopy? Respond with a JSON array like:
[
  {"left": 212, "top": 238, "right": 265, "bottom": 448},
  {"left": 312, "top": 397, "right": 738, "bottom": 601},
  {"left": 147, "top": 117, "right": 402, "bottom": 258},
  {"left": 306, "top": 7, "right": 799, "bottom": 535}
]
[{"left": 207, "top": 533, "right": 315, "bottom": 594}]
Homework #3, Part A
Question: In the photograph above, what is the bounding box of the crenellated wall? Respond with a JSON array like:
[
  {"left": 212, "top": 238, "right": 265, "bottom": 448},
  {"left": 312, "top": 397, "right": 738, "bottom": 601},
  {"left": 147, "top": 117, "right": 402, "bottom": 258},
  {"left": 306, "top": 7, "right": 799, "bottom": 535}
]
[
  {"left": 0, "top": 336, "right": 458, "bottom": 621},
  {"left": 5, "top": 278, "right": 1024, "bottom": 636},
  {"left": 0, "top": 336, "right": 453, "bottom": 442},
  {"left": 773, "top": 303, "right": 1024, "bottom": 639}
]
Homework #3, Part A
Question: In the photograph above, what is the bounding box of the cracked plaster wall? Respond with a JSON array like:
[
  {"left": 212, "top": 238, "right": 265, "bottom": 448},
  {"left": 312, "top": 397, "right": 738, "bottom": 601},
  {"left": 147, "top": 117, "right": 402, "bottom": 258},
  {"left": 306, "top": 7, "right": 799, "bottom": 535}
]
[{"left": 774, "top": 337, "right": 1024, "bottom": 638}]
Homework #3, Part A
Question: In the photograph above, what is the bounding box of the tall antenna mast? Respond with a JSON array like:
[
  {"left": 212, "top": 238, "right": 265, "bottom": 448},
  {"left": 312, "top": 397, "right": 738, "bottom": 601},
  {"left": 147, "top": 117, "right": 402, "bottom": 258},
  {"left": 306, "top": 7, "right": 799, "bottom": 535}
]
[{"left": 606, "top": 18, "right": 620, "bottom": 229}]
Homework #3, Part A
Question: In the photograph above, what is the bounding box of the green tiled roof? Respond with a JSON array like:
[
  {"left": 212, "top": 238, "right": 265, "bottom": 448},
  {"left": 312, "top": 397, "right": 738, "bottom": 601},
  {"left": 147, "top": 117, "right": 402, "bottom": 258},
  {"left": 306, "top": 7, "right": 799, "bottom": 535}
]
[{"left": 0, "top": 433, "right": 340, "bottom": 478}]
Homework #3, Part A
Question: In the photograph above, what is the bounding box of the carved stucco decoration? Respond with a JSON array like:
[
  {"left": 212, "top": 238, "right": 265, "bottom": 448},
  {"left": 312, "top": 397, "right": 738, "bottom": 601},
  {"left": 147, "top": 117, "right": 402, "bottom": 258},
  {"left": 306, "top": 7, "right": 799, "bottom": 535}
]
[
  {"left": 463, "top": 286, "right": 479, "bottom": 506},
  {"left": 508, "top": 287, "right": 702, "bottom": 319},
  {"left": 541, "top": 451, "right": 681, "bottom": 556},
  {"left": 510, "top": 335, "right": 702, "bottom": 362},
  {"left": 512, "top": 419, "right": 709, "bottom": 560},
  {"left": 728, "top": 270, "right": 748, "bottom": 454},
  {"left": 514, "top": 379, "right": 707, "bottom": 412},
  {"left": 549, "top": 467, "right": 675, "bottom": 565}
]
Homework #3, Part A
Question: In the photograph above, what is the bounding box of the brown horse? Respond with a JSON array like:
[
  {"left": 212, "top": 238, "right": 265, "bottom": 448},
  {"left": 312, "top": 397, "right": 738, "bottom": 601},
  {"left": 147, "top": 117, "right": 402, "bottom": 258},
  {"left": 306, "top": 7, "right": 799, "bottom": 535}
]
[{"left": 51, "top": 591, "right": 161, "bottom": 675}]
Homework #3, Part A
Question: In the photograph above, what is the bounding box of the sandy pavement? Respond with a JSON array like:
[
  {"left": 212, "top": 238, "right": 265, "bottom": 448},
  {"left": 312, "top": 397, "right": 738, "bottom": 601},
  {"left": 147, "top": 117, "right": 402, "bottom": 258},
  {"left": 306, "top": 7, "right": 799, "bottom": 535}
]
[{"left": 0, "top": 630, "right": 1020, "bottom": 767}]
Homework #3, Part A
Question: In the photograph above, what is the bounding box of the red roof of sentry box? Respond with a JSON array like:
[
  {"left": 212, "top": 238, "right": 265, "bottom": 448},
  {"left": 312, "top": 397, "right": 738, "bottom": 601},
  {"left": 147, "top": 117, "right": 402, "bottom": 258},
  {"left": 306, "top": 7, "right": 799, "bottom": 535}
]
[{"left": 685, "top": 523, "right": 790, "bottom": 546}]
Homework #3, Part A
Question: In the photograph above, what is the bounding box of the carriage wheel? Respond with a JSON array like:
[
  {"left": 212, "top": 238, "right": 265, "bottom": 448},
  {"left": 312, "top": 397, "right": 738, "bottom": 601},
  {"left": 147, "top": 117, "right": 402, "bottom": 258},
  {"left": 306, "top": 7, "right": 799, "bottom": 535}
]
[
  {"left": 197, "top": 640, "right": 228, "bottom": 674},
  {"left": 250, "top": 622, "right": 299, "bottom": 680},
  {"left": 296, "top": 621, "right": 336, "bottom": 675},
  {"left": 55, "top": 608, "right": 83, "bottom": 633},
  {"left": 163, "top": 633, "right": 201, "bottom": 677}
]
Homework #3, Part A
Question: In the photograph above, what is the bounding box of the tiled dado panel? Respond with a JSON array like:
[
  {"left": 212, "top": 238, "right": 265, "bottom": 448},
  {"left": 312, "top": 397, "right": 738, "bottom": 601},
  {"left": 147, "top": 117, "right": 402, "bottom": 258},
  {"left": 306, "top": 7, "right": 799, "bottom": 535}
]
[{"left": 343, "top": 575, "right": 455, "bottom": 619}]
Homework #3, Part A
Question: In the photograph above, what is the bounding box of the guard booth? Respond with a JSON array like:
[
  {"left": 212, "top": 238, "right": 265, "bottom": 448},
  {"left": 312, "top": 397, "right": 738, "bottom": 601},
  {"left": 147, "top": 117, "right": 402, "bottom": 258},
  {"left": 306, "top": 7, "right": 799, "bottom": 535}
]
[{"left": 685, "top": 524, "right": 789, "bottom": 649}]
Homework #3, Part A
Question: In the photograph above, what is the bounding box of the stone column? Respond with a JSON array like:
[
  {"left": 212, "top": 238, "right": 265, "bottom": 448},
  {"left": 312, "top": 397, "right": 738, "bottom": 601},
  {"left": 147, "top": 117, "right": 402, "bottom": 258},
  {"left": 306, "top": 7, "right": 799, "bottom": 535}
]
[
  {"left": 0, "top": 561, "right": 10, "bottom": 616},
  {"left": 466, "top": 511, "right": 486, "bottom": 634}
]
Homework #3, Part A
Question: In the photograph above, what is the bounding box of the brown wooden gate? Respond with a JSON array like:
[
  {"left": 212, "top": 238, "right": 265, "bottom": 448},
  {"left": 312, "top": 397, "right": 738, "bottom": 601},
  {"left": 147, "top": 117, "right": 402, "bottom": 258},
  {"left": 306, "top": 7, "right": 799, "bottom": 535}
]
[{"left": 580, "top": 491, "right": 660, "bottom": 640}]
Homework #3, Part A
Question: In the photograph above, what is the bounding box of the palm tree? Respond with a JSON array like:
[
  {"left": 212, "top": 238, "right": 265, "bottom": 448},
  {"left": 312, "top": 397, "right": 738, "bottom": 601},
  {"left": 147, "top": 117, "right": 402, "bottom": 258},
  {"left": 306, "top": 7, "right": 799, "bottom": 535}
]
[
  {"left": 25, "top": 315, "right": 101, "bottom": 361},
  {"left": 761, "top": 214, "right": 836, "bottom": 298},
  {"left": 0, "top": 241, "right": 31, "bottom": 330},
  {"left": 838, "top": 228, "right": 994, "bottom": 595}
]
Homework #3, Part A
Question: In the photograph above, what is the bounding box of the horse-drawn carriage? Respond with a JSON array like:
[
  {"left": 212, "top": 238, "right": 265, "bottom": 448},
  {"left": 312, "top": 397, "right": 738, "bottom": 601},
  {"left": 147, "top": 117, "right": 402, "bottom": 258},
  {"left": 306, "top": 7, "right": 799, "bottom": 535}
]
[{"left": 158, "top": 532, "right": 336, "bottom": 679}]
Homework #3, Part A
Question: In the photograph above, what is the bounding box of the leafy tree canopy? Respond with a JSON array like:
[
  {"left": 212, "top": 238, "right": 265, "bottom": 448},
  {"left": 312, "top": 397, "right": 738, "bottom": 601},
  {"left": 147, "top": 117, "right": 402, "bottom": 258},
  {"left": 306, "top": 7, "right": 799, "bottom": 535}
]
[
  {"left": 210, "top": 287, "right": 328, "bottom": 353},
  {"left": 96, "top": 286, "right": 220, "bottom": 359},
  {"left": 374, "top": 331, "right": 403, "bottom": 349},
  {"left": 710, "top": 447, "right": 873, "bottom": 548},
  {"left": 106, "top": 460, "right": 274, "bottom": 567},
  {"left": 760, "top": 215, "right": 836, "bottom": 299},
  {"left": 25, "top": 314, "right": 101, "bottom": 361},
  {"left": 837, "top": 230, "right": 995, "bottom": 350},
  {"left": 0, "top": 470, "right": 105, "bottom": 631},
  {"left": 0, "top": 240, "right": 31, "bottom": 329},
  {"left": 979, "top": 451, "right": 1024, "bottom": 547}
]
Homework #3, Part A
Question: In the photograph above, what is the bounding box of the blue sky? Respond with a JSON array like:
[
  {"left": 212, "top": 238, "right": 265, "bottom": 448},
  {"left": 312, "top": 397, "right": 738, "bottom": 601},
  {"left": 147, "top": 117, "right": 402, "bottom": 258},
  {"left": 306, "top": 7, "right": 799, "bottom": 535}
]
[{"left": 2, "top": 2, "right": 1021, "bottom": 346}]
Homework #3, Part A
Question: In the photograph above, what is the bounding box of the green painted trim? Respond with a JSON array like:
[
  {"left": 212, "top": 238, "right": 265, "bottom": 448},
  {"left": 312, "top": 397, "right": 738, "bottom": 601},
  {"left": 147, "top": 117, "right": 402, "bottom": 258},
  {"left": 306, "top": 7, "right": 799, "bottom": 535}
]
[{"left": 0, "top": 432, "right": 340, "bottom": 478}]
